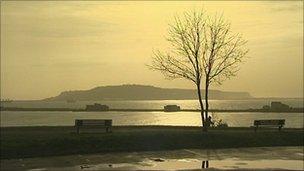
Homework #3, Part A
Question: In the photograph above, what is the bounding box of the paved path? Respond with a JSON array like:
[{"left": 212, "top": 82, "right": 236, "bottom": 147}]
[{"left": 1, "top": 146, "right": 303, "bottom": 170}]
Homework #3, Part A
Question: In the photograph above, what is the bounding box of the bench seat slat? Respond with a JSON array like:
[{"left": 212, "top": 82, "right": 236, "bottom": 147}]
[
  {"left": 82, "top": 121, "right": 106, "bottom": 124},
  {"left": 253, "top": 119, "right": 285, "bottom": 132},
  {"left": 254, "top": 119, "right": 285, "bottom": 126},
  {"left": 75, "top": 119, "right": 112, "bottom": 133}
]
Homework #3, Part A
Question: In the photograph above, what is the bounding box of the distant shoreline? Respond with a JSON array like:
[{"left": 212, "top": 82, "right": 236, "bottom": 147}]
[
  {"left": 1, "top": 107, "right": 303, "bottom": 113},
  {"left": 2, "top": 97, "right": 303, "bottom": 102}
]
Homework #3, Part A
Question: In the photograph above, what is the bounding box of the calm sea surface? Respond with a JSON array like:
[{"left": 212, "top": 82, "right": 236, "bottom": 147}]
[{"left": 1, "top": 99, "right": 303, "bottom": 128}]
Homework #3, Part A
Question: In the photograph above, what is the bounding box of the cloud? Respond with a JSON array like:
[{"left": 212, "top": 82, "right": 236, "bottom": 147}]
[
  {"left": 267, "top": 2, "right": 303, "bottom": 12},
  {"left": 31, "top": 60, "right": 107, "bottom": 68},
  {"left": 2, "top": 3, "right": 117, "bottom": 38},
  {"left": 6, "top": 17, "right": 116, "bottom": 38}
]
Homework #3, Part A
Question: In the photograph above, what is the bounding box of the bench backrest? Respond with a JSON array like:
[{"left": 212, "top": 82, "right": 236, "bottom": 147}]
[
  {"left": 254, "top": 119, "right": 285, "bottom": 126},
  {"left": 75, "top": 119, "right": 112, "bottom": 126}
]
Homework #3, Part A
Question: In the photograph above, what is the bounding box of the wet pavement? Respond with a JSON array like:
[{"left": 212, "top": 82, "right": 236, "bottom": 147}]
[{"left": 1, "top": 146, "right": 303, "bottom": 170}]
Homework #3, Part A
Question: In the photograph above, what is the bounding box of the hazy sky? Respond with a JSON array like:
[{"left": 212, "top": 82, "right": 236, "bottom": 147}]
[{"left": 1, "top": 1, "right": 303, "bottom": 100}]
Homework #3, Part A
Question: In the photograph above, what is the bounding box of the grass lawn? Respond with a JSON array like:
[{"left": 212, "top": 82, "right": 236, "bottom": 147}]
[{"left": 1, "top": 126, "right": 303, "bottom": 159}]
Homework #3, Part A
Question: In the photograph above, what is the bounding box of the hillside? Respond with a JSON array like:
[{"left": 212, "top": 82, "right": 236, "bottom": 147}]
[{"left": 43, "top": 85, "right": 253, "bottom": 101}]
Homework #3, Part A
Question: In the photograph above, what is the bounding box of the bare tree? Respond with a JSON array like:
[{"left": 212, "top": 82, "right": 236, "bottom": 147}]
[{"left": 149, "top": 10, "right": 248, "bottom": 131}]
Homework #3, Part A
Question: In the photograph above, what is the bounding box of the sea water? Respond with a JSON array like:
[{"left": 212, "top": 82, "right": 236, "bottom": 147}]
[{"left": 1, "top": 99, "right": 303, "bottom": 127}]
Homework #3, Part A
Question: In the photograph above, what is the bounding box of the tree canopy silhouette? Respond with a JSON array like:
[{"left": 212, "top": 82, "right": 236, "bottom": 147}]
[{"left": 149, "top": 10, "right": 248, "bottom": 131}]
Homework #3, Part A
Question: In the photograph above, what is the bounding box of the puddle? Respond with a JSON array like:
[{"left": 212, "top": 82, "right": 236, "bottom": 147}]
[
  {"left": 138, "top": 158, "right": 303, "bottom": 170},
  {"left": 41, "top": 158, "right": 303, "bottom": 170},
  {"left": 4, "top": 147, "right": 303, "bottom": 171},
  {"left": 28, "top": 169, "right": 47, "bottom": 171}
]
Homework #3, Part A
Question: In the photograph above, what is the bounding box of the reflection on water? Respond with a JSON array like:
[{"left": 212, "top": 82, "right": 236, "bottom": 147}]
[
  {"left": 3, "top": 147, "right": 303, "bottom": 171},
  {"left": 1, "top": 99, "right": 303, "bottom": 128},
  {"left": 137, "top": 158, "right": 303, "bottom": 170},
  {"left": 25, "top": 158, "right": 303, "bottom": 170},
  {"left": 1, "top": 111, "right": 303, "bottom": 128},
  {"left": 202, "top": 160, "right": 209, "bottom": 169}
]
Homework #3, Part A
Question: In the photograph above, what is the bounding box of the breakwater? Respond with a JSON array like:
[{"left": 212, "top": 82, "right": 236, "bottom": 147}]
[{"left": 1, "top": 107, "right": 303, "bottom": 113}]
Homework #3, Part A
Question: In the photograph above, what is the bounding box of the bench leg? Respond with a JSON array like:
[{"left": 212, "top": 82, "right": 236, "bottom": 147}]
[
  {"left": 279, "top": 126, "right": 282, "bottom": 131},
  {"left": 254, "top": 126, "right": 257, "bottom": 132},
  {"left": 106, "top": 127, "right": 112, "bottom": 133},
  {"left": 76, "top": 126, "right": 80, "bottom": 134}
]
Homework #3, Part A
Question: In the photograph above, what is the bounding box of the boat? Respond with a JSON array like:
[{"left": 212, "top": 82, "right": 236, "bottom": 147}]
[
  {"left": 66, "top": 99, "right": 76, "bottom": 103},
  {"left": 0, "top": 99, "right": 13, "bottom": 103}
]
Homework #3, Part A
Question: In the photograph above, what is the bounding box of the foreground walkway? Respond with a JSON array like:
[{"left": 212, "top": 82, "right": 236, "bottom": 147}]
[{"left": 1, "top": 146, "right": 303, "bottom": 171}]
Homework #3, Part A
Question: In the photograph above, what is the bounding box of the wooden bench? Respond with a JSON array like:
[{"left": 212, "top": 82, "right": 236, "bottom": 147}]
[
  {"left": 75, "top": 119, "right": 112, "bottom": 134},
  {"left": 253, "top": 119, "right": 285, "bottom": 132}
]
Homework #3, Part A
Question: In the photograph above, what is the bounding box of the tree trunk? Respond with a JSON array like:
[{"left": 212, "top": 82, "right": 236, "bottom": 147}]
[
  {"left": 204, "top": 79, "right": 210, "bottom": 131},
  {"left": 196, "top": 83, "right": 205, "bottom": 131}
]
